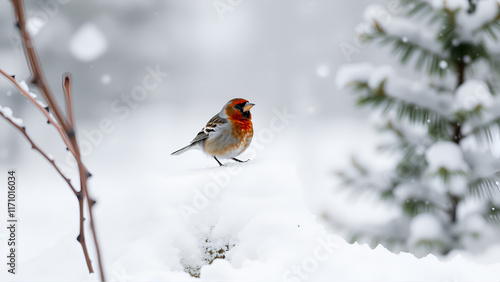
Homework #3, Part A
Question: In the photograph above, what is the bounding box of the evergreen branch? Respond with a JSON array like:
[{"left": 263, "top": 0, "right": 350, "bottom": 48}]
[
  {"left": 363, "top": 28, "right": 449, "bottom": 76},
  {"left": 336, "top": 156, "right": 397, "bottom": 201},
  {"left": 437, "top": 7, "right": 489, "bottom": 66},
  {"left": 485, "top": 202, "right": 500, "bottom": 224},
  {"left": 403, "top": 199, "right": 435, "bottom": 216},
  {"left": 394, "top": 144, "right": 427, "bottom": 180},
  {"left": 468, "top": 117, "right": 500, "bottom": 144},
  {"left": 352, "top": 81, "right": 451, "bottom": 128},
  {"left": 432, "top": 167, "right": 467, "bottom": 184},
  {"left": 487, "top": 57, "right": 500, "bottom": 77},
  {"left": 401, "top": 0, "right": 433, "bottom": 18},
  {"left": 469, "top": 176, "right": 500, "bottom": 199},
  {"left": 454, "top": 107, "right": 484, "bottom": 124}
]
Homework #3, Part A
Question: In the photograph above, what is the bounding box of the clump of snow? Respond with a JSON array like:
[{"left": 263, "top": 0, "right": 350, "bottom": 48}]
[
  {"left": 408, "top": 213, "right": 448, "bottom": 257},
  {"left": 19, "top": 80, "right": 30, "bottom": 93},
  {"left": 69, "top": 23, "right": 108, "bottom": 61},
  {"left": 363, "top": 5, "right": 389, "bottom": 23},
  {"left": 429, "top": 173, "right": 469, "bottom": 196},
  {"left": 447, "top": 174, "right": 469, "bottom": 196},
  {"left": 454, "top": 80, "right": 493, "bottom": 111},
  {"left": 0, "top": 105, "right": 24, "bottom": 126},
  {"left": 409, "top": 214, "right": 444, "bottom": 241},
  {"left": 335, "top": 63, "right": 374, "bottom": 88},
  {"left": 424, "top": 0, "right": 500, "bottom": 42},
  {"left": 461, "top": 96, "right": 500, "bottom": 136},
  {"left": 456, "top": 0, "right": 500, "bottom": 41},
  {"left": 361, "top": 6, "right": 443, "bottom": 55},
  {"left": 26, "top": 16, "right": 46, "bottom": 36},
  {"left": 425, "top": 141, "right": 468, "bottom": 172},
  {"left": 459, "top": 214, "right": 499, "bottom": 253},
  {"left": 367, "top": 65, "right": 393, "bottom": 89}
]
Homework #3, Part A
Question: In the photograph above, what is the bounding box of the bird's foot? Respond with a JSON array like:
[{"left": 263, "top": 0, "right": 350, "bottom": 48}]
[
  {"left": 232, "top": 158, "right": 250, "bottom": 163},
  {"left": 214, "top": 156, "right": 224, "bottom": 167}
]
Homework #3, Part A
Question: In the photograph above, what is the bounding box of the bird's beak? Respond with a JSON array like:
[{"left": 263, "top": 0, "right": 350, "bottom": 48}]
[{"left": 243, "top": 103, "right": 255, "bottom": 112}]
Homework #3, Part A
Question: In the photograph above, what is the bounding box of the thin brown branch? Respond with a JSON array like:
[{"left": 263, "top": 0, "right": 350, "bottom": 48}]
[
  {"left": 0, "top": 69, "right": 78, "bottom": 157},
  {"left": 0, "top": 107, "right": 93, "bottom": 272},
  {"left": 77, "top": 194, "right": 94, "bottom": 274},
  {"left": 62, "top": 73, "right": 75, "bottom": 128},
  {"left": 63, "top": 74, "right": 106, "bottom": 280},
  {"left": 10, "top": 0, "right": 70, "bottom": 132},
  {"left": 0, "top": 111, "right": 77, "bottom": 195},
  {"left": 7, "top": 0, "right": 105, "bottom": 279}
]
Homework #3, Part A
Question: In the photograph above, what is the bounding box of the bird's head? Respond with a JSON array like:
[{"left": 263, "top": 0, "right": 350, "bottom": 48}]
[{"left": 221, "top": 98, "right": 255, "bottom": 121}]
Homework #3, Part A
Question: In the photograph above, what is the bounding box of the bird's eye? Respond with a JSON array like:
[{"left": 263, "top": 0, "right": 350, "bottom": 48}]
[{"left": 234, "top": 102, "right": 246, "bottom": 109}]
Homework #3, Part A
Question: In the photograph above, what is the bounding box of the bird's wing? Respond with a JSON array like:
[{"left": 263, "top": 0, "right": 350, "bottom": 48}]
[{"left": 189, "top": 114, "right": 228, "bottom": 144}]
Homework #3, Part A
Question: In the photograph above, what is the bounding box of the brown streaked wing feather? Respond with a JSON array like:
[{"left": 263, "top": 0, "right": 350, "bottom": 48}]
[
  {"left": 189, "top": 114, "right": 227, "bottom": 145},
  {"left": 205, "top": 114, "right": 227, "bottom": 129}
]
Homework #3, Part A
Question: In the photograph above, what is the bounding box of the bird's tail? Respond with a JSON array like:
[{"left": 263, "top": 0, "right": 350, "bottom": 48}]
[{"left": 171, "top": 144, "right": 194, "bottom": 155}]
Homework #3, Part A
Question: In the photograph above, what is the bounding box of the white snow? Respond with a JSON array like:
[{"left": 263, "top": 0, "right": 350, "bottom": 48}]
[
  {"left": 427, "top": 0, "right": 468, "bottom": 10},
  {"left": 408, "top": 214, "right": 447, "bottom": 256},
  {"left": 337, "top": 63, "right": 454, "bottom": 114},
  {"left": 69, "top": 23, "right": 108, "bottom": 61},
  {"left": 424, "top": 0, "right": 500, "bottom": 42},
  {"left": 360, "top": 5, "right": 443, "bottom": 55},
  {"left": 459, "top": 214, "right": 499, "bottom": 253},
  {"left": 454, "top": 80, "right": 493, "bottom": 111},
  {"left": 425, "top": 141, "right": 469, "bottom": 172},
  {"left": 367, "top": 65, "right": 393, "bottom": 89},
  {"left": 447, "top": 174, "right": 469, "bottom": 196},
  {"left": 363, "top": 4, "right": 390, "bottom": 23},
  {"left": 26, "top": 16, "right": 46, "bottom": 36},
  {"left": 409, "top": 214, "right": 444, "bottom": 241},
  {"left": 335, "top": 63, "right": 373, "bottom": 88},
  {"left": 19, "top": 80, "right": 30, "bottom": 93},
  {"left": 0, "top": 105, "right": 24, "bottom": 126},
  {"left": 456, "top": 0, "right": 500, "bottom": 41},
  {"left": 460, "top": 95, "right": 500, "bottom": 139},
  {"left": 0, "top": 106, "right": 499, "bottom": 281}
]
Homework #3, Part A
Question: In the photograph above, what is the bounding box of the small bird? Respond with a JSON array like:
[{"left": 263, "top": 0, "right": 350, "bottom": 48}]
[{"left": 171, "top": 98, "right": 255, "bottom": 166}]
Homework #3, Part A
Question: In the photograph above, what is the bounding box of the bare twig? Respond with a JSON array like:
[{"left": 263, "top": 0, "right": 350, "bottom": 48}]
[
  {"left": 10, "top": 0, "right": 70, "bottom": 131},
  {"left": 5, "top": 0, "right": 106, "bottom": 280},
  {"left": 0, "top": 69, "right": 96, "bottom": 274},
  {"left": 0, "top": 111, "right": 77, "bottom": 196},
  {"left": 0, "top": 69, "right": 77, "bottom": 156},
  {"left": 63, "top": 76, "right": 105, "bottom": 279},
  {"left": 62, "top": 73, "right": 75, "bottom": 128}
]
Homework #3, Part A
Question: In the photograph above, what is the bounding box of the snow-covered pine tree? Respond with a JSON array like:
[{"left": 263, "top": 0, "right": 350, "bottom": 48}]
[{"left": 335, "top": 0, "right": 500, "bottom": 257}]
